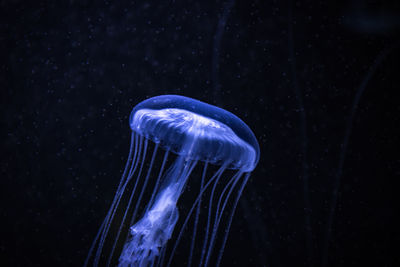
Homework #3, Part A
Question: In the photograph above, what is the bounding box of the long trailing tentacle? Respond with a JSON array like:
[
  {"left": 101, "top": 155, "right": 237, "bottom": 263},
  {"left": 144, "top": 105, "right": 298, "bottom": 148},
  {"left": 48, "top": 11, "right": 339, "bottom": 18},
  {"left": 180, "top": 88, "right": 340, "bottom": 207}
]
[
  {"left": 199, "top": 165, "right": 226, "bottom": 266},
  {"left": 188, "top": 162, "right": 208, "bottom": 267},
  {"left": 107, "top": 139, "right": 158, "bottom": 266},
  {"left": 103, "top": 133, "right": 142, "bottom": 265},
  {"left": 93, "top": 134, "right": 144, "bottom": 266},
  {"left": 85, "top": 132, "right": 136, "bottom": 267},
  {"left": 166, "top": 163, "right": 228, "bottom": 267},
  {"left": 215, "top": 171, "right": 242, "bottom": 222},
  {"left": 129, "top": 142, "right": 159, "bottom": 225},
  {"left": 84, "top": 215, "right": 107, "bottom": 267},
  {"left": 204, "top": 171, "right": 244, "bottom": 267},
  {"left": 215, "top": 173, "right": 251, "bottom": 267},
  {"left": 101, "top": 137, "right": 148, "bottom": 263}
]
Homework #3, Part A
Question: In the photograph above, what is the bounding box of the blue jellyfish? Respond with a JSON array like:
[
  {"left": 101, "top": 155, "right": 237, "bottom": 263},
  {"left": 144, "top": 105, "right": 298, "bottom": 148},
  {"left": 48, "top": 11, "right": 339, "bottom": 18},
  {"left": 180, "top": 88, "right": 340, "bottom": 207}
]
[{"left": 85, "top": 95, "right": 260, "bottom": 267}]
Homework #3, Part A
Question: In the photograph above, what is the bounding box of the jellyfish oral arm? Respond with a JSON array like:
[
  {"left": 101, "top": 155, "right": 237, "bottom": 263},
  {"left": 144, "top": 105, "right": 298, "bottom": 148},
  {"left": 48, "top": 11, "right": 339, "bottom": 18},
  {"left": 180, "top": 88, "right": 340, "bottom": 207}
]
[
  {"left": 119, "top": 158, "right": 196, "bottom": 267},
  {"left": 119, "top": 186, "right": 179, "bottom": 267}
]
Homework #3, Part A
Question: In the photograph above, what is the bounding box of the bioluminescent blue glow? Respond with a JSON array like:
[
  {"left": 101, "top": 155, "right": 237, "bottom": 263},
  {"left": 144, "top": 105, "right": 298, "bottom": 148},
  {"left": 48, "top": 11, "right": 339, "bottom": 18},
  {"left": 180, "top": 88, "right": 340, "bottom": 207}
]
[{"left": 84, "top": 95, "right": 260, "bottom": 267}]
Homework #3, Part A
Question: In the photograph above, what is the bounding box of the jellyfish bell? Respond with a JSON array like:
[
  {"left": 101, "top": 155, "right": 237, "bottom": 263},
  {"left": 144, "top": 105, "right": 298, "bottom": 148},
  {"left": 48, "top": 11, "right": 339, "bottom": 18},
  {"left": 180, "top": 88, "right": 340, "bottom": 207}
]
[
  {"left": 130, "top": 95, "right": 259, "bottom": 171},
  {"left": 131, "top": 110, "right": 257, "bottom": 172},
  {"left": 85, "top": 95, "right": 260, "bottom": 267}
]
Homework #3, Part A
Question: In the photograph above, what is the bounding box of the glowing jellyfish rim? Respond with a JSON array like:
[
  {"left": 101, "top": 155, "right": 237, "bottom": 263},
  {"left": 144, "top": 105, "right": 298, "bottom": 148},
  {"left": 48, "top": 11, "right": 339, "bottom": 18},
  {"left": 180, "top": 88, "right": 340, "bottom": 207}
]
[{"left": 84, "top": 95, "right": 260, "bottom": 267}]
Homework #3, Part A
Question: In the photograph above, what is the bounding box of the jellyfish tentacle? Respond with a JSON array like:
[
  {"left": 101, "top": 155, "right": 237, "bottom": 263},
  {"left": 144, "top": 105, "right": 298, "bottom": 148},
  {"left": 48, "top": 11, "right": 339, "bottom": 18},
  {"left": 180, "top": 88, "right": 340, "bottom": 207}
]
[
  {"left": 111, "top": 137, "right": 148, "bottom": 243},
  {"left": 103, "top": 133, "right": 142, "bottom": 266},
  {"left": 84, "top": 133, "right": 137, "bottom": 267},
  {"left": 125, "top": 150, "right": 170, "bottom": 265},
  {"left": 165, "top": 163, "right": 228, "bottom": 267},
  {"left": 215, "top": 173, "right": 251, "bottom": 267},
  {"left": 204, "top": 171, "right": 243, "bottom": 267},
  {"left": 95, "top": 137, "right": 148, "bottom": 266},
  {"left": 105, "top": 134, "right": 143, "bottom": 255},
  {"left": 95, "top": 134, "right": 143, "bottom": 266},
  {"left": 95, "top": 136, "right": 146, "bottom": 266},
  {"left": 107, "top": 139, "right": 157, "bottom": 266},
  {"left": 130, "top": 142, "right": 159, "bottom": 225},
  {"left": 188, "top": 162, "right": 208, "bottom": 267},
  {"left": 121, "top": 136, "right": 148, "bottom": 227},
  {"left": 84, "top": 214, "right": 106, "bottom": 267},
  {"left": 215, "top": 171, "right": 241, "bottom": 221},
  {"left": 115, "top": 133, "right": 138, "bottom": 204},
  {"left": 90, "top": 133, "right": 142, "bottom": 267},
  {"left": 204, "top": 172, "right": 238, "bottom": 264},
  {"left": 106, "top": 135, "right": 142, "bottom": 265},
  {"left": 199, "top": 166, "right": 226, "bottom": 266}
]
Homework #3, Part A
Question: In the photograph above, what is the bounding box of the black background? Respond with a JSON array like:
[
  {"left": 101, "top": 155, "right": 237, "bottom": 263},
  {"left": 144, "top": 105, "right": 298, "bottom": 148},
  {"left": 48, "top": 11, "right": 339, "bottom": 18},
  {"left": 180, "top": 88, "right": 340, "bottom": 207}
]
[{"left": 1, "top": 0, "right": 400, "bottom": 266}]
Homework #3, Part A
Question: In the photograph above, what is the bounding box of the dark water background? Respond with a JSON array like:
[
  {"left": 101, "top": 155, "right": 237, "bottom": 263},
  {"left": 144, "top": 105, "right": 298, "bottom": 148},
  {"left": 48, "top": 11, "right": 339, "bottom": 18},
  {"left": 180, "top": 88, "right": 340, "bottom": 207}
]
[{"left": 1, "top": 0, "right": 399, "bottom": 266}]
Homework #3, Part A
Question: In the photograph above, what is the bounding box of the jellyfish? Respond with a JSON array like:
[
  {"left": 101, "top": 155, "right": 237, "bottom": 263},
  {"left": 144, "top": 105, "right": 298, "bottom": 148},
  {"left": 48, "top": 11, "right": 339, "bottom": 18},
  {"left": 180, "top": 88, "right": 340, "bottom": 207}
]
[{"left": 84, "top": 95, "right": 260, "bottom": 267}]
